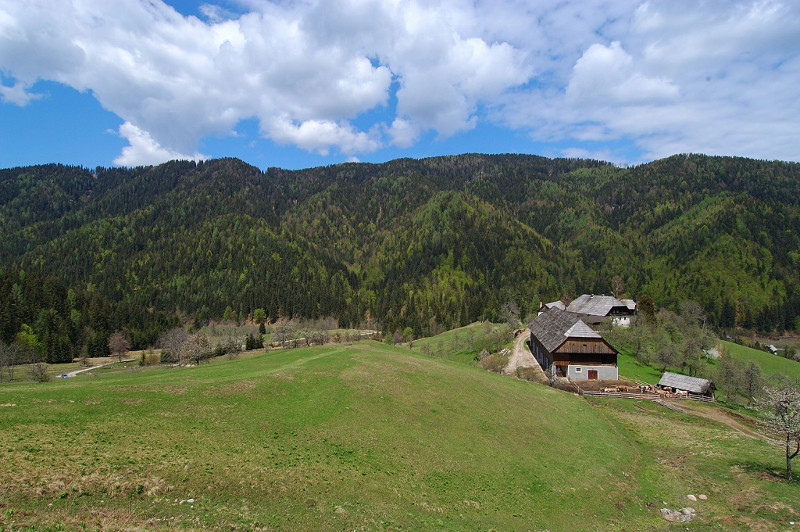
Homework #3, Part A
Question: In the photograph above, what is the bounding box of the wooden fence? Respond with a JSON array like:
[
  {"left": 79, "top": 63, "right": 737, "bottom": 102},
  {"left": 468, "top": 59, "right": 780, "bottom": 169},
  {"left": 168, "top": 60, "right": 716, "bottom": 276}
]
[{"left": 580, "top": 389, "right": 715, "bottom": 403}]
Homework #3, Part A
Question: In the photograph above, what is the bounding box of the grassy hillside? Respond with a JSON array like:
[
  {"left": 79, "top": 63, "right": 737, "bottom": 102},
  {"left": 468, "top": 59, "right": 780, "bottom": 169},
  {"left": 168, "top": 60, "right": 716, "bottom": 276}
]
[
  {"left": 1, "top": 342, "right": 798, "bottom": 530},
  {"left": 722, "top": 340, "right": 800, "bottom": 384}
]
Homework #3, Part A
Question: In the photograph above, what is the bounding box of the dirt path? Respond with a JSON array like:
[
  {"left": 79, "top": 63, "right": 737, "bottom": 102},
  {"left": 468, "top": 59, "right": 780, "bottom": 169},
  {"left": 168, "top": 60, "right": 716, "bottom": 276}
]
[
  {"left": 62, "top": 359, "right": 134, "bottom": 378},
  {"left": 673, "top": 400, "right": 780, "bottom": 445},
  {"left": 503, "top": 329, "right": 548, "bottom": 383}
]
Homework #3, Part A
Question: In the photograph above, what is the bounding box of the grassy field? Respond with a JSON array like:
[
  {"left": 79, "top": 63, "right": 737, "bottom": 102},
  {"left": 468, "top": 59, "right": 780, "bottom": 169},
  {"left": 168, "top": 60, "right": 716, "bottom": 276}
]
[
  {"left": 1, "top": 341, "right": 798, "bottom": 530},
  {"left": 721, "top": 340, "right": 800, "bottom": 385},
  {"left": 410, "top": 322, "right": 513, "bottom": 365},
  {"left": 615, "top": 348, "right": 665, "bottom": 384}
]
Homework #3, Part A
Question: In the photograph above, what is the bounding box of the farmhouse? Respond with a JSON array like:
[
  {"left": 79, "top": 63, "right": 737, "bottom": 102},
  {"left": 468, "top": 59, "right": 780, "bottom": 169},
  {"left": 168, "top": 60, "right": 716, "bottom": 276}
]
[
  {"left": 657, "top": 372, "right": 715, "bottom": 398},
  {"left": 528, "top": 308, "right": 619, "bottom": 381},
  {"left": 537, "top": 300, "right": 566, "bottom": 315},
  {"left": 565, "top": 294, "right": 636, "bottom": 327}
]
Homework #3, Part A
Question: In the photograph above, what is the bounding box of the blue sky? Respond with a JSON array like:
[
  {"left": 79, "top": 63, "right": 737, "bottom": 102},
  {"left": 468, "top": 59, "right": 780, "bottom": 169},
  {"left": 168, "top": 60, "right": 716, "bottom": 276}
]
[{"left": 1, "top": 0, "right": 798, "bottom": 170}]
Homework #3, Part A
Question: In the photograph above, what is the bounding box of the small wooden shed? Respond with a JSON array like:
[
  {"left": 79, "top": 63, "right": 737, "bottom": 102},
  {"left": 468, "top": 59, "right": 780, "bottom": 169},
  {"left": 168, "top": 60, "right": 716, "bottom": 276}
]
[{"left": 657, "top": 372, "right": 715, "bottom": 397}]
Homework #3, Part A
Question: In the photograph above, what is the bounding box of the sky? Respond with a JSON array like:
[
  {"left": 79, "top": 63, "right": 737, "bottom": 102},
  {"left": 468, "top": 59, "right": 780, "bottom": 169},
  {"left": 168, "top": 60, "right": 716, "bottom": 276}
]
[{"left": 0, "top": 0, "right": 798, "bottom": 170}]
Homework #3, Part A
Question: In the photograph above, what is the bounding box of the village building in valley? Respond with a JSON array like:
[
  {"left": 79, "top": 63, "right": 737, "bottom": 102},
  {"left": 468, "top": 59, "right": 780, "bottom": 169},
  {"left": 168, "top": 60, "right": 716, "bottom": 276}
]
[{"left": 528, "top": 308, "right": 619, "bottom": 381}]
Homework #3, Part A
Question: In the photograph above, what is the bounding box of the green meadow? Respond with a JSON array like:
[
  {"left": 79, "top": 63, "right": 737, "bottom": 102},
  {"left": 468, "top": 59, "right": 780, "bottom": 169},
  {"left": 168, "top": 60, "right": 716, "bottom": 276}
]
[
  {"left": 721, "top": 340, "right": 800, "bottom": 384},
  {"left": 1, "top": 341, "right": 797, "bottom": 530}
]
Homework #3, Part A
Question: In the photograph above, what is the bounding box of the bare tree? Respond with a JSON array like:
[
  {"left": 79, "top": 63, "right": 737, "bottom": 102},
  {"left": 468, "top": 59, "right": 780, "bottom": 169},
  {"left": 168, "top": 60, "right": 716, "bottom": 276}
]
[
  {"left": 275, "top": 320, "right": 292, "bottom": 348},
  {"left": 107, "top": 331, "right": 130, "bottom": 362},
  {"left": 715, "top": 356, "right": 742, "bottom": 404},
  {"left": 760, "top": 386, "right": 800, "bottom": 480},
  {"left": 179, "top": 332, "right": 212, "bottom": 366},
  {"left": 742, "top": 361, "right": 763, "bottom": 408},
  {"left": 679, "top": 300, "right": 707, "bottom": 331},
  {"left": 391, "top": 330, "right": 403, "bottom": 345},
  {"left": 0, "top": 340, "right": 31, "bottom": 383},
  {"left": 157, "top": 327, "right": 189, "bottom": 364},
  {"left": 499, "top": 301, "right": 521, "bottom": 328},
  {"left": 28, "top": 362, "right": 50, "bottom": 382},
  {"left": 611, "top": 275, "right": 625, "bottom": 299}
]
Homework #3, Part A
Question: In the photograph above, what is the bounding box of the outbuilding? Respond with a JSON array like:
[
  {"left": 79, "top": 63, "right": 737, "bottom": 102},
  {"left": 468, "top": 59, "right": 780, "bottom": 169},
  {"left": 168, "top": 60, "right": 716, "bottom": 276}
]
[{"left": 657, "top": 372, "right": 715, "bottom": 398}]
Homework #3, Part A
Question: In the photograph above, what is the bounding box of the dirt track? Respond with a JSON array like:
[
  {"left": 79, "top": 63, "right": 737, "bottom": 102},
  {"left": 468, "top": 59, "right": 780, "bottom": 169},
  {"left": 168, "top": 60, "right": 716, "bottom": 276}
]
[
  {"left": 673, "top": 400, "right": 780, "bottom": 445},
  {"left": 503, "top": 329, "right": 548, "bottom": 383}
]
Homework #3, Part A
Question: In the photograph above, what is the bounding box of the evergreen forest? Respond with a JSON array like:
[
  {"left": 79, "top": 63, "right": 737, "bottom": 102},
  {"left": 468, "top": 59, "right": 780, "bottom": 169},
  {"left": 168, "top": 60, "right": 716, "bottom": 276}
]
[{"left": 1, "top": 153, "right": 799, "bottom": 360}]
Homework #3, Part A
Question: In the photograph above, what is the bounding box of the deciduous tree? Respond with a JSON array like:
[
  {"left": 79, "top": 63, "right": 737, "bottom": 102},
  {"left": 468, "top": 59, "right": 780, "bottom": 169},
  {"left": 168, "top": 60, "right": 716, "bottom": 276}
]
[
  {"left": 760, "top": 386, "right": 800, "bottom": 480},
  {"left": 107, "top": 330, "right": 130, "bottom": 362}
]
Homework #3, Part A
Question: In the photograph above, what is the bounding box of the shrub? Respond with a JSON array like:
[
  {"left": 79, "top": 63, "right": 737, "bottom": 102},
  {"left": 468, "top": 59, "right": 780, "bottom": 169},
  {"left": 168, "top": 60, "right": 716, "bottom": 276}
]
[
  {"left": 516, "top": 367, "right": 539, "bottom": 382},
  {"left": 28, "top": 362, "right": 50, "bottom": 382},
  {"left": 479, "top": 354, "right": 506, "bottom": 373}
]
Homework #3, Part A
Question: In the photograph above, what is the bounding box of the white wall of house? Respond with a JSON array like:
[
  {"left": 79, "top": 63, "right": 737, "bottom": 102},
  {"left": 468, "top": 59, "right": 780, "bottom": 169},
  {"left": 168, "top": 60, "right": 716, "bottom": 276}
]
[
  {"left": 611, "top": 316, "right": 631, "bottom": 328},
  {"left": 567, "top": 365, "right": 618, "bottom": 381}
]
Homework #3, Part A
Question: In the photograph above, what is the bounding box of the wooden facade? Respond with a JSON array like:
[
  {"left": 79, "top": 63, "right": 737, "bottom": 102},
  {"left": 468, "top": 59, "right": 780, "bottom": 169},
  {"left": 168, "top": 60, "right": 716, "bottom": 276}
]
[{"left": 529, "top": 308, "right": 618, "bottom": 380}]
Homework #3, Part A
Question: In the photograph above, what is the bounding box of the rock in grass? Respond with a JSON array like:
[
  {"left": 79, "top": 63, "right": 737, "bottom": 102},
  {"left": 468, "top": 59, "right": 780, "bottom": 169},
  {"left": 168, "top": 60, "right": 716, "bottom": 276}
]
[
  {"left": 687, "top": 494, "right": 697, "bottom": 502},
  {"left": 661, "top": 508, "right": 681, "bottom": 522},
  {"left": 698, "top": 494, "right": 708, "bottom": 500}
]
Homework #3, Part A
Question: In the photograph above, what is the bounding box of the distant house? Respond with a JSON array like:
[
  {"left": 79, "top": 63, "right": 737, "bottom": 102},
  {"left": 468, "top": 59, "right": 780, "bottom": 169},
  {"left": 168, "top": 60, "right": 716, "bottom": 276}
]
[
  {"left": 657, "top": 372, "right": 715, "bottom": 397},
  {"left": 767, "top": 344, "right": 779, "bottom": 355},
  {"left": 528, "top": 308, "right": 619, "bottom": 381},
  {"left": 537, "top": 300, "right": 566, "bottom": 315},
  {"left": 565, "top": 294, "right": 636, "bottom": 327}
]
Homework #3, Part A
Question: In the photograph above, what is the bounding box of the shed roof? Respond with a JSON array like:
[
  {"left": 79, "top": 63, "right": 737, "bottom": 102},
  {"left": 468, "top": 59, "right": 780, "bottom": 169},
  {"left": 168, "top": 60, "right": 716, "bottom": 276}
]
[
  {"left": 529, "top": 308, "right": 600, "bottom": 353},
  {"left": 657, "top": 372, "right": 714, "bottom": 394}
]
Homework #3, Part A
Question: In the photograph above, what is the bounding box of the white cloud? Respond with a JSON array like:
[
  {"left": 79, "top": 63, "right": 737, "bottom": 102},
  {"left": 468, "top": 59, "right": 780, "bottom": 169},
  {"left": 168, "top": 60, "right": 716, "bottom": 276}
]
[
  {"left": 497, "top": 0, "right": 800, "bottom": 162},
  {"left": 0, "top": 80, "right": 41, "bottom": 106},
  {"left": 114, "top": 122, "right": 205, "bottom": 166},
  {"left": 265, "top": 116, "right": 382, "bottom": 155},
  {"left": 0, "top": 0, "right": 799, "bottom": 165},
  {"left": 567, "top": 41, "right": 678, "bottom": 106},
  {"left": 0, "top": 0, "right": 531, "bottom": 165}
]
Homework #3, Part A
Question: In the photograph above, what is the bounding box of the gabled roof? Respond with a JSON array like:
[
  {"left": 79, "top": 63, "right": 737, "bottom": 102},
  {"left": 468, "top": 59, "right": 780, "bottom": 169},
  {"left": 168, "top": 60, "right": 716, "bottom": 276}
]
[
  {"left": 566, "top": 294, "right": 632, "bottom": 317},
  {"left": 529, "top": 308, "right": 600, "bottom": 353},
  {"left": 543, "top": 300, "right": 566, "bottom": 311},
  {"left": 657, "top": 372, "right": 714, "bottom": 394}
]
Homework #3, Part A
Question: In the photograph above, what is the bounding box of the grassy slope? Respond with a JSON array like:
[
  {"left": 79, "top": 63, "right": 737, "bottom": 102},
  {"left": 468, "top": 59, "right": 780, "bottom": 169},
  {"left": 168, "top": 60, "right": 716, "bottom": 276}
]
[
  {"left": 1, "top": 342, "right": 639, "bottom": 530},
  {"left": 1, "top": 341, "right": 797, "bottom": 530},
  {"left": 722, "top": 340, "right": 800, "bottom": 384},
  {"left": 411, "top": 322, "right": 513, "bottom": 365},
  {"left": 615, "top": 348, "right": 665, "bottom": 384}
]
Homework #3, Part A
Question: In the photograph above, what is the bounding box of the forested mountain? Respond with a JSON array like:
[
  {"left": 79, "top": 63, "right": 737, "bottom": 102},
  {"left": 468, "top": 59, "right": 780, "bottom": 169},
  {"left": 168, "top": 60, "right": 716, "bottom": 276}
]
[{"left": 1, "top": 153, "right": 799, "bottom": 359}]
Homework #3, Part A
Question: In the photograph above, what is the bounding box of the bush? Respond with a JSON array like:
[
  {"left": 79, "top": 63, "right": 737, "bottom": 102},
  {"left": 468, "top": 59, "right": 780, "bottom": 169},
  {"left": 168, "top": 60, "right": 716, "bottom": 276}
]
[
  {"left": 28, "top": 362, "right": 50, "bottom": 382},
  {"left": 139, "top": 350, "right": 160, "bottom": 366},
  {"left": 516, "top": 366, "right": 540, "bottom": 382},
  {"left": 479, "top": 354, "right": 506, "bottom": 373}
]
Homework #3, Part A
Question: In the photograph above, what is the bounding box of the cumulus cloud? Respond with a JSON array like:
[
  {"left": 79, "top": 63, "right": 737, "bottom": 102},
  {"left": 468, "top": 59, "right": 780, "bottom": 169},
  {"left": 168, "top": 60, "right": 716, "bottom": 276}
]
[
  {"left": 0, "top": 0, "right": 799, "bottom": 165},
  {"left": 114, "top": 122, "right": 206, "bottom": 166},
  {"left": 497, "top": 0, "right": 800, "bottom": 162},
  {"left": 0, "top": 0, "right": 531, "bottom": 165}
]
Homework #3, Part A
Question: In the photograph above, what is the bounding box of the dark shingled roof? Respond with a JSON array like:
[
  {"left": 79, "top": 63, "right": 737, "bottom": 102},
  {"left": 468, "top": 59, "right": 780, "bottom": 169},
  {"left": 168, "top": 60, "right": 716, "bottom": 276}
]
[
  {"left": 529, "top": 308, "right": 601, "bottom": 353},
  {"left": 658, "top": 372, "right": 714, "bottom": 394}
]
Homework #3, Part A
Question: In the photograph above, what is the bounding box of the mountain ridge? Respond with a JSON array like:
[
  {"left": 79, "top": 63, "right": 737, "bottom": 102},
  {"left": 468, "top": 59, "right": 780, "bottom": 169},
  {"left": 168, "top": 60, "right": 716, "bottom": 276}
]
[{"left": 1, "top": 153, "right": 799, "bottom": 356}]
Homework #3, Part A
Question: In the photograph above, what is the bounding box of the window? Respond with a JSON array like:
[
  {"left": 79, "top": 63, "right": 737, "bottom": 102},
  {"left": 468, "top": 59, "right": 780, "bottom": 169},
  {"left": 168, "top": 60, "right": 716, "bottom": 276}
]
[{"left": 575, "top": 367, "right": 582, "bottom": 372}]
